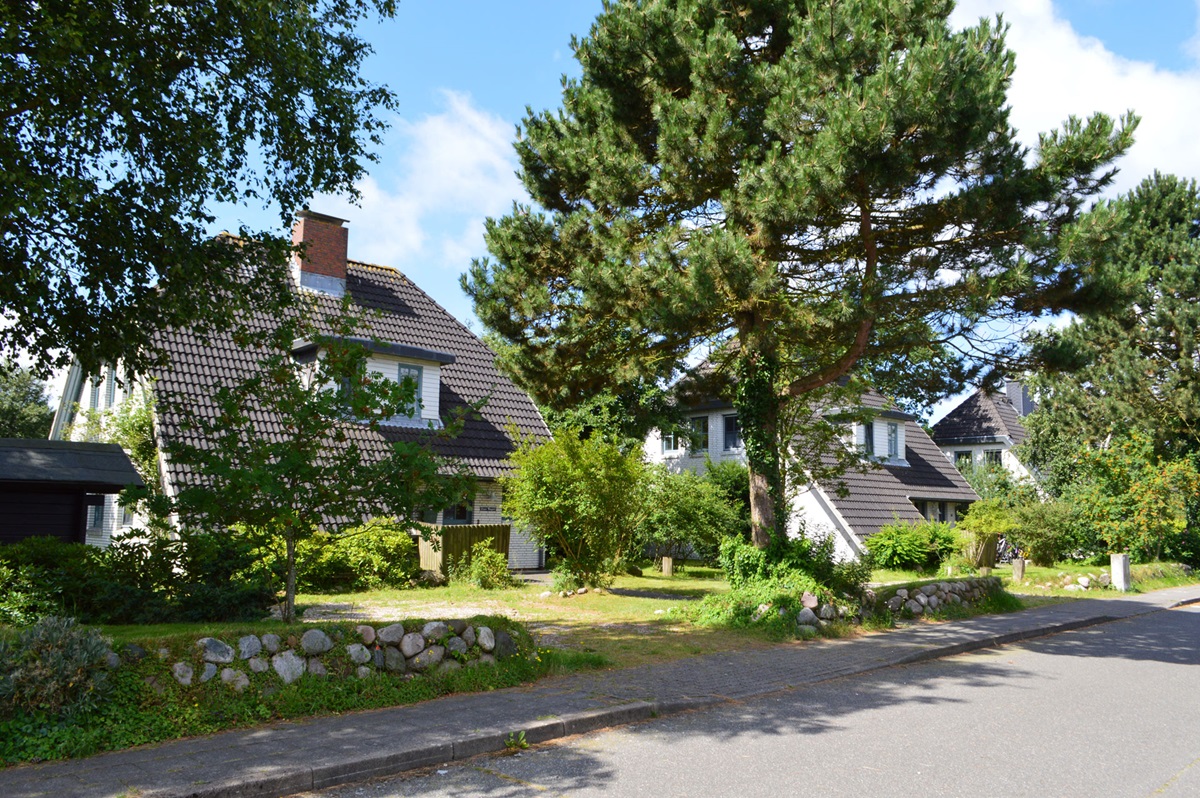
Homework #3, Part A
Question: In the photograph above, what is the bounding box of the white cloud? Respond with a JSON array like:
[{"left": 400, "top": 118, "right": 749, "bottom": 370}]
[{"left": 952, "top": 0, "right": 1200, "bottom": 195}]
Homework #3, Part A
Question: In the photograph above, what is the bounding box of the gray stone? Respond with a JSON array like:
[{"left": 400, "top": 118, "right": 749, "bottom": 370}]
[
  {"left": 196, "top": 637, "right": 235, "bottom": 664},
  {"left": 260, "top": 633, "right": 281, "bottom": 653},
  {"left": 409, "top": 645, "right": 445, "bottom": 671},
  {"left": 400, "top": 632, "right": 426, "bottom": 658},
  {"left": 356, "top": 666, "right": 373, "bottom": 679},
  {"left": 346, "top": 643, "right": 372, "bottom": 665},
  {"left": 1099, "top": 572, "right": 1112, "bottom": 587},
  {"left": 1078, "top": 576, "right": 1092, "bottom": 589},
  {"left": 422, "top": 621, "right": 450, "bottom": 641},
  {"left": 199, "top": 662, "right": 218, "bottom": 683},
  {"left": 801, "top": 591, "right": 819, "bottom": 609},
  {"left": 1065, "top": 583, "right": 1086, "bottom": 592},
  {"left": 172, "top": 662, "right": 194, "bottom": 686},
  {"left": 122, "top": 643, "right": 147, "bottom": 661},
  {"left": 385, "top": 646, "right": 406, "bottom": 672},
  {"left": 478, "top": 653, "right": 496, "bottom": 667},
  {"left": 437, "top": 660, "right": 462, "bottom": 675},
  {"left": 447, "top": 619, "right": 468, "bottom": 635},
  {"left": 307, "top": 658, "right": 327, "bottom": 676},
  {"left": 356, "top": 625, "right": 376, "bottom": 645},
  {"left": 477, "top": 626, "right": 496, "bottom": 652},
  {"left": 818, "top": 604, "right": 836, "bottom": 620},
  {"left": 796, "top": 607, "right": 819, "bottom": 625},
  {"left": 928, "top": 595, "right": 940, "bottom": 610},
  {"left": 905, "top": 599, "right": 924, "bottom": 615},
  {"left": 462, "top": 626, "right": 477, "bottom": 647},
  {"left": 578, "top": 586, "right": 589, "bottom": 595},
  {"left": 221, "top": 668, "right": 250, "bottom": 692},
  {"left": 885, "top": 596, "right": 904, "bottom": 612},
  {"left": 377, "top": 623, "right": 407, "bottom": 645},
  {"left": 539, "top": 591, "right": 553, "bottom": 598},
  {"left": 895, "top": 588, "right": 909, "bottom": 599},
  {"left": 494, "top": 630, "right": 517, "bottom": 659},
  {"left": 796, "top": 624, "right": 819, "bottom": 639},
  {"left": 938, "top": 582, "right": 951, "bottom": 593},
  {"left": 373, "top": 646, "right": 385, "bottom": 669},
  {"left": 948, "top": 593, "right": 962, "bottom": 605},
  {"left": 144, "top": 675, "right": 164, "bottom": 695},
  {"left": 157, "top": 647, "right": 170, "bottom": 660},
  {"left": 105, "top": 651, "right": 121, "bottom": 669},
  {"left": 237, "top": 635, "right": 262, "bottom": 660},
  {"left": 272, "top": 650, "right": 306, "bottom": 684},
  {"left": 915, "top": 592, "right": 928, "bottom": 606},
  {"left": 446, "top": 636, "right": 469, "bottom": 656},
  {"left": 300, "top": 629, "right": 333, "bottom": 655},
  {"left": 921, "top": 584, "right": 939, "bottom": 596},
  {"left": 248, "top": 656, "right": 269, "bottom": 673}
]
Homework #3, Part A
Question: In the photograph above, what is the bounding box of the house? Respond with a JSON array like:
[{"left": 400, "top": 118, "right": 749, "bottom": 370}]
[
  {"left": 645, "top": 389, "right": 978, "bottom": 561},
  {"left": 0, "top": 439, "right": 143, "bottom": 546},
  {"left": 50, "top": 211, "right": 551, "bottom": 567},
  {"left": 930, "top": 381, "right": 1034, "bottom": 481}
]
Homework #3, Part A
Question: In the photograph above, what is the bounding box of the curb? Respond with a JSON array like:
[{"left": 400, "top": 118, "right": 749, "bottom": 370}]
[{"left": 167, "top": 607, "right": 1184, "bottom": 798}]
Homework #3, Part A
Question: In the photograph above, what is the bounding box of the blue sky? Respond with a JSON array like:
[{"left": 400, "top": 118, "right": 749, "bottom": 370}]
[{"left": 206, "top": 0, "right": 1200, "bottom": 419}]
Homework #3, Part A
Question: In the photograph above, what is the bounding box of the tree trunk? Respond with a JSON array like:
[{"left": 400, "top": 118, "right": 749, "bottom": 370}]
[
  {"left": 734, "top": 343, "right": 785, "bottom": 550},
  {"left": 749, "top": 467, "right": 775, "bottom": 549},
  {"left": 284, "top": 536, "right": 297, "bottom": 624}
]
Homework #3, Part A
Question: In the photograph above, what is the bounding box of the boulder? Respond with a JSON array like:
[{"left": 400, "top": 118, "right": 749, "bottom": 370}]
[
  {"left": 221, "top": 668, "right": 250, "bottom": 692},
  {"left": 356, "top": 625, "right": 376, "bottom": 645},
  {"left": 272, "top": 650, "right": 306, "bottom": 684},
  {"left": 172, "top": 662, "right": 194, "bottom": 686},
  {"left": 1099, "top": 573, "right": 1112, "bottom": 587},
  {"left": 346, "top": 643, "right": 372, "bottom": 665},
  {"left": 494, "top": 630, "right": 517, "bottom": 659},
  {"left": 248, "top": 656, "right": 269, "bottom": 674},
  {"left": 356, "top": 666, "right": 373, "bottom": 679},
  {"left": 927, "top": 595, "right": 940, "bottom": 610},
  {"left": 801, "top": 591, "right": 819, "bottom": 609},
  {"left": 307, "top": 658, "right": 327, "bottom": 677},
  {"left": 400, "top": 632, "right": 426, "bottom": 658},
  {"left": 477, "top": 626, "right": 496, "bottom": 652},
  {"left": 817, "top": 604, "right": 836, "bottom": 620},
  {"left": 238, "top": 635, "right": 262, "bottom": 660},
  {"left": 539, "top": 591, "right": 553, "bottom": 598},
  {"left": 1065, "top": 584, "right": 1086, "bottom": 592},
  {"left": 447, "top": 619, "right": 468, "bottom": 635},
  {"left": 796, "top": 607, "right": 819, "bottom": 625},
  {"left": 446, "top": 636, "right": 469, "bottom": 656},
  {"left": 300, "top": 629, "right": 333, "bottom": 655},
  {"left": 409, "top": 645, "right": 445, "bottom": 671},
  {"left": 915, "top": 593, "right": 928, "bottom": 606},
  {"left": 122, "top": 643, "right": 147, "bottom": 662},
  {"left": 921, "top": 584, "right": 938, "bottom": 596},
  {"left": 886, "top": 596, "right": 904, "bottom": 612},
  {"left": 377, "top": 623, "right": 407, "bottom": 645},
  {"left": 478, "top": 653, "right": 496, "bottom": 667},
  {"left": 1078, "top": 576, "right": 1092, "bottom": 589},
  {"left": 105, "top": 651, "right": 121, "bottom": 669},
  {"left": 895, "top": 588, "right": 909, "bottom": 599},
  {"left": 905, "top": 599, "right": 924, "bottom": 615},
  {"left": 373, "top": 647, "right": 385, "bottom": 669},
  {"left": 462, "top": 626, "right": 477, "bottom": 647},
  {"left": 385, "top": 646, "right": 406, "bottom": 672},
  {"left": 260, "top": 633, "right": 281, "bottom": 653},
  {"left": 197, "top": 637, "right": 235, "bottom": 664},
  {"left": 199, "top": 662, "right": 218, "bottom": 683},
  {"left": 423, "top": 621, "right": 450, "bottom": 641}
]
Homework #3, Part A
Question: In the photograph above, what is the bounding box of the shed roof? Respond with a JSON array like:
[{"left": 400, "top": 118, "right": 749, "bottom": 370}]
[
  {"left": 0, "top": 439, "right": 144, "bottom": 491},
  {"left": 931, "top": 388, "right": 1028, "bottom": 447}
]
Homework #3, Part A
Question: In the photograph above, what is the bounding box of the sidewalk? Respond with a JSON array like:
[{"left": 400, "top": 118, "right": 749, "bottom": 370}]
[{"left": 4, "top": 585, "right": 1199, "bottom": 798}]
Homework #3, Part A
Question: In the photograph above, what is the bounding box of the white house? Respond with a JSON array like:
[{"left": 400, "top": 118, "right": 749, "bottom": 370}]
[
  {"left": 930, "top": 382, "right": 1034, "bottom": 481},
  {"left": 645, "top": 390, "right": 978, "bottom": 561}
]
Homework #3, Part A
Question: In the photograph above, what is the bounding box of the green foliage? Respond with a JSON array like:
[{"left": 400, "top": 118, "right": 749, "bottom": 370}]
[
  {"left": 71, "top": 389, "right": 163, "bottom": 500},
  {"left": 957, "top": 499, "right": 1017, "bottom": 569},
  {"left": 539, "top": 382, "right": 682, "bottom": 452},
  {"left": 0, "top": 617, "right": 112, "bottom": 719},
  {"left": 466, "top": 0, "right": 1135, "bottom": 550},
  {"left": 289, "top": 521, "right": 421, "bottom": 593},
  {"left": 690, "top": 577, "right": 826, "bottom": 640},
  {"left": 1, "top": 0, "right": 399, "bottom": 377},
  {"left": 501, "top": 430, "right": 645, "bottom": 587},
  {"left": 704, "top": 458, "right": 751, "bottom": 540},
  {"left": 637, "top": 466, "right": 741, "bottom": 565},
  {"left": 447, "top": 538, "right": 520, "bottom": 590},
  {"left": 0, "top": 563, "right": 58, "bottom": 626},
  {"left": 549, "top": 563, "right": 583, "bottom": 593},
  {"left": 717, "top": 531, "right": 869, "bottom": 600},
  {"left": 0, "top": 360, "right": 55, "bottom": 438},
  {"left": 865, "top": 521, "right": 959, "bottom": 571},
  {"left": 1010, "top": 500, "right": 1083, "bottom": 567},
  {"left": 144, "top": 300, "right": 473, "bottom": 622}
]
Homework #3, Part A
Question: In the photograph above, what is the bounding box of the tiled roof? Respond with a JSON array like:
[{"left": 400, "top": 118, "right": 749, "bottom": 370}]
[
  {"left": 150, "top": 261, "right": 550, "bottom": 491},
  {"left": 816, "top": 419, "right": 979, "bottom": 541},
  {"left": 931, "top": 389, "right": 1028, "bottom": 447},
  {"left": 0, "top": 439, "right": 144, "bottom": 491}
]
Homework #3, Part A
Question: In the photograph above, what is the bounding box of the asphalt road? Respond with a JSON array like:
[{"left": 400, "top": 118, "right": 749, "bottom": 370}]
[{"left": 298, "top": 605, "right": 1200, "bottom": 798}]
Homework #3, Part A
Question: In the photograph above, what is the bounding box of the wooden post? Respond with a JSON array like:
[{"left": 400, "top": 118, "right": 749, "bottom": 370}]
[
  {"left": 662, "top": 556, "right": 674, "bottom": 577},
  {"left": 1012, "top": 558, "right": 1026, "bottom": 582},
  {"left": 1111, "top": 553, "right": 1131, "bottom": 592}
]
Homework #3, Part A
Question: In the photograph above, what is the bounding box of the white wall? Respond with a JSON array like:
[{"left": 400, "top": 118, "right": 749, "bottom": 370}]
[
  {"left": 366, "top": 355, "right": 441, "bottom": 426},
  {"left": 790, "top": 485, "right": 863, "bottom": 561},
  {"left": 941, "top": 442, "right": 1032, "bottom": 481},
  {"left": 644, "top": 408, "right": 746, "bottom": 474}
]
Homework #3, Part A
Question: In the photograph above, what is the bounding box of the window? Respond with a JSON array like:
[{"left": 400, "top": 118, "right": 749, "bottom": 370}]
[
  {"left": 984, "top": 450, "right": 1002, "bottom": 465},
  {"left": 122, "top": 505, "right": 134, "bottom": 527},
  {"left": 105, "top": 365, "right": 117, "bottom": 408},
  {"left": 661, "top": 430, "right": 682, "bottom": 453},
  {"left": 863, "top": 422, "right": 875, "bottom": 456},
  {"left": 938, "top": 501, "right": 948, "bottom": 523},
  {"left": 689, "top": 416, "right": 709, "bottom": 454},
  {"left": 88, "top": 503, "right": 105, "bottom": 530},
  {"left": 887, "top": 422, "right": 899, "bottom": 459},
  {"left": 914, "top": 500, "right": 928, "bottom": 518},
  {"left": 723, "top": 415, "right": 742, "bottom": 450},
  {"left": 443, "top": 502, "right": 473, "bottom": 525},
  {"left": 90, "top": 373, "right": 102, "bottom": 410},
  {"left": 396, "top": 364, "right": 423, "bottom": 418},
  {"left": 955, "top": 451, "right": 972, "bottom": 468}
]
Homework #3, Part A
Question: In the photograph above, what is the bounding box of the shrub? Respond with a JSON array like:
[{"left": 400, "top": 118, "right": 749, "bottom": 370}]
[
  {"left": 0, "top": 617, "right": 112, "bottom": 719},
  {"left": 716, "top": 530, "right": 870, "bottom": 600},
  {"left": 502, "top": 430, "right": 645, "bottom": 587},
  {"left": 0, "top": 563, "right": 58, "bottom": 626},
  {"left": 292, "top": 520, "right": 421, "bottom": 593},
  {"left": 448, "top": 538, "right": 519, "bottom": 590},
  {"left": 703, "top": 458, "right": 751, "bottom": 540},
  {"left": 865, "top": 520, "right": 959, "bottom": 571},
  {"left": 956, "top": 499, "right": 1017, "bottom": 568},
  {"left": 638, "top": 466, "right": 741, "bottom": 565},
  {"left": 550, "top": 563, "right": 583, "bottom": 593},
  {"left": 1010, "top": 500, "right": 1082, "bottom": 566}
]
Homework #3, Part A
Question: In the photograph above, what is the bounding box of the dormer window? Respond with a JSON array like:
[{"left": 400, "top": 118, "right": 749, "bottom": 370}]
[
  {"left": 863, "top": 421, "right": 875, "bottom": 456},
  {"left": 887, "top": 422, "right": 899, "bottom": 459},
  {"left": 395, "top": 363, "right": 423, "bottom": 419}
]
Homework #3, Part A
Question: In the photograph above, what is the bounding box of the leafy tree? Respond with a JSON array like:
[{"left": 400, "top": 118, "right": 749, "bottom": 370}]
[
  {"left": 501, "top": 429, "right": 645, "bottom": 587},
  {"left": 141, "top": 301, "right": 472, "bottom": 622},
  {"left": 638, "top": 466, "right": 742, "bottom": 565},
  {"left": 465, "top": 0, "right": 1135, "bottom": 549},
  {"left": 1027, "top": 173, "right": 1200, "bottom": 460},
  {"left": 1, "top": 0, "right": 397, "bottom": 376},
  {"left": 71, "top": 389, "right": 162, "bottom": 498},
  {"left": 0, "top": 360, "right": 54, "bottom": 438},
  {"left": 538, "top": 380, "right": 682, "bottom": 452}
]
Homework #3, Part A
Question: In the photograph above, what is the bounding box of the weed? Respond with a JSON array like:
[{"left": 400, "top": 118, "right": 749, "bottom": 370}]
[{"left": 504, "top": 730, "right": 529, "bottom": 750}]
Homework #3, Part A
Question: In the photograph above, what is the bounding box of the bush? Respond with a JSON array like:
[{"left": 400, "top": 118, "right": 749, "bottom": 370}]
[
  {"left": 717, "top": 530, "right": 870, "bottom": 600},
  {"left": 0, "top": 617, "right": 112, "bottom": 719},
  {"left": 502, "top": 430, "right": 645, "bottom": 587},
  {"left": 0, "top": 563, "right": 58, "bottom": 626},
  {"left": 865, "top": 520, "right": 959, "bottom": 571},
  {"left": 1010, "top": 500, "right": 1082, "bottom": 566},
  {"left": 703, "top": 458, "right": 751, "bottom": 541},
  {"left": 292, "top": 520, "right": 421, "bottom": 593},
  {"left": 638, "top": 466, "right": 741, "bottom": 565},
  {"left": 448, "top": 538, "right": 519, "bottom": 590},
  {"left": 956, "top": 499, "right": 1016, "bottom": 568}
]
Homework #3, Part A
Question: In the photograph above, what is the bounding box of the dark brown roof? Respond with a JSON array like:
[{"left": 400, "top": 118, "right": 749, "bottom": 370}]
[
  {"left": 931, "top": 389, "right": 1028, "bottom": 447},
  {"left": 0, "top": 439, "right": 144, "bottom": 491},
  {"left": 817, "top": 419, "right": 979, "bottom": 541},
  {"left": 151, "top": 261, "right": 550, "bottom": 490}
]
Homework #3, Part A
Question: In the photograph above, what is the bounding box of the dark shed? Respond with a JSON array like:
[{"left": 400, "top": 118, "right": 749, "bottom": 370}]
[{"left": 0, "top": 439, "right": 145, "bottom": 546}]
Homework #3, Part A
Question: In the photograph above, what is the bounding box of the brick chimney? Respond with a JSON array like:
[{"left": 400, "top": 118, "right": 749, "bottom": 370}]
[{"left": 291, "top": 210, "right": 349, "bottom": 297}]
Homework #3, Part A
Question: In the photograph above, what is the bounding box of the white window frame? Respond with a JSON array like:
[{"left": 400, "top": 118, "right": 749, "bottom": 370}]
[
  {"left": 863, "top": 421, "right": 875, "bottom": 456},
  {"left": 723, "top": 414, "right": 742, "bottom": 450},
  {"left": 887, "top": 422, "right": 899, "bottom": 459},
  {"left": 396, "top": 363, "right": 423, "bottom": 419},
  {"left": 689, "top": 416, "right": 709, "bottom": 455}
]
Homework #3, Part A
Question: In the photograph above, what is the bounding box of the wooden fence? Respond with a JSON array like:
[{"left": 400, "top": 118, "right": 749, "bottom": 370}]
[{"left": 417, "top": 523, "right": 511, "bottom": 575}]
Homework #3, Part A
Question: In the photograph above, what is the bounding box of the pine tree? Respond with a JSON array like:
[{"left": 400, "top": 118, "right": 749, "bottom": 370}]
[{"left": 465, "top": 0, "right": 1135, "bottom": 548}]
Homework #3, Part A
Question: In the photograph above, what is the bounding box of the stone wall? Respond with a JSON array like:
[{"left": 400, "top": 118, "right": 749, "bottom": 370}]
[
  {"left": 170, "top": 620, "right": 519, "bottom": 692},
  {"left": 878, "top": 576, "right": 1002, "bottom": 617}
]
